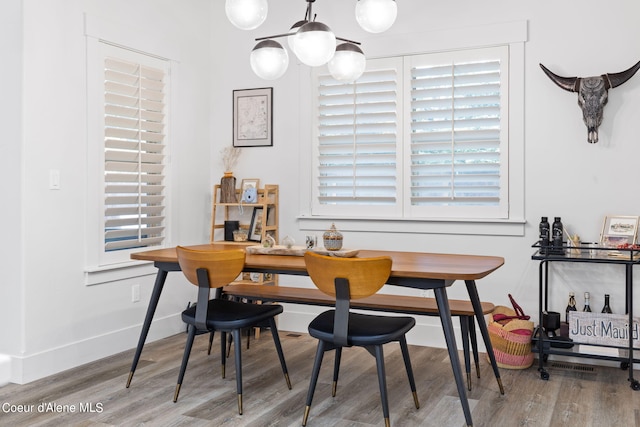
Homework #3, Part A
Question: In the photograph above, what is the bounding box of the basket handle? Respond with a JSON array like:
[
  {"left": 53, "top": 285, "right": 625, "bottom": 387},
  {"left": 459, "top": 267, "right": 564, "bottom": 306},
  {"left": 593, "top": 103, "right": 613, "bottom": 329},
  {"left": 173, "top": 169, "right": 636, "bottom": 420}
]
[{"left": 508, "top": 294, "right": 530, "bottom": 320}]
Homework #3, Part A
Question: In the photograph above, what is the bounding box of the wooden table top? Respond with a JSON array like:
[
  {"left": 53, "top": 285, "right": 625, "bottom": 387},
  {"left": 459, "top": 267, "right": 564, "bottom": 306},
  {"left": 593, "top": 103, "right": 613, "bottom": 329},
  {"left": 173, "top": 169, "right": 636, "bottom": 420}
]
[{"left": 131, "top": 243, "right": 504, "bottom": 282}]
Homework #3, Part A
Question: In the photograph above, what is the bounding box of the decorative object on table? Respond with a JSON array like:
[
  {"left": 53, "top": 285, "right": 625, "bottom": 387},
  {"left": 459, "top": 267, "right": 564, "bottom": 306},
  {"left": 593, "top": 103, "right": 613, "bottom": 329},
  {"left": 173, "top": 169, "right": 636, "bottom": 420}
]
[
  {"left": 249, "top": 207, "right": 265, "bottom": 241},
  {"left": 565, "top": 292, "right": 577, "bottom": 323},
  {"left": 282, "top": 235, "right": 295, "bottom": 249},
  {"left": 219, "top": 146, "right": 241, "bottom": 203},
  {"left": 233, "top": 87, "right": 273, "bottom": 147},
  {"left": 229, "top": 0, "right": 397, "bottom": 81},
  {"left": 224, "top": 220, "right": 240, "bottom": 241},
  {"left": 539, "top": 60, "right": 640, "bottom": 143},
  {"left": 487, "top": 298, "right": 534, "bottom": 370},
  {"left": 583, "top": 292, "right": 592, "bottom": 312},
  {"left": 241, "top": 179, "right": 260, "bottom": 203},
  {"left": 261, "top": 234, "right": 276, "bottom": 248},
  {"left": 305, "top": 235, "right": 317, "bottom": 249},
  {"left": 245, "top": 245, "right": 359, "bottom": 258},
  {"left": 322, "top": 223, "right": 343, "bottom": 251},
  {"left": 600, "top": 215, "right": 639, "bottom": 249}
]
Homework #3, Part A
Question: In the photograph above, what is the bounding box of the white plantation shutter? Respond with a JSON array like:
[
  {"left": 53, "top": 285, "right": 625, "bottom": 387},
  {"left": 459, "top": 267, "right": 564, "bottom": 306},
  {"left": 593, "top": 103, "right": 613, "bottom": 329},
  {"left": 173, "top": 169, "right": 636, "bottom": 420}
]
[
  {"left": 103, "top": 56, "right": 167, "bottom": 252},
  {"left": 311, "top": 57, "right": 403, "bottom": 217},
  {"left": 406, "top": 47, "right": 509, "bottom": 218}
]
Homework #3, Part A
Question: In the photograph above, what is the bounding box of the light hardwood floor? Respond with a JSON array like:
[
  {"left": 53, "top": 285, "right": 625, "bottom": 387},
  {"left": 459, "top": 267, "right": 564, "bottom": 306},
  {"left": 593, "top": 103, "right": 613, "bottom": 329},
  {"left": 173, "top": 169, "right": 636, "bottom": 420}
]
[{"left": 1, "top": 330, "right": 639, "bottom": 426}]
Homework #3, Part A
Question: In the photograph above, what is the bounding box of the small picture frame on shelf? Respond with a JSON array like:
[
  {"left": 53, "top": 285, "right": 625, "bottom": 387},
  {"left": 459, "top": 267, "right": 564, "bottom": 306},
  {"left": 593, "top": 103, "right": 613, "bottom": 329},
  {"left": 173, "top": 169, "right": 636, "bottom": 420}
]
[
  {"left": 241, "top": 178, "right": 260, "bottom": 192},
  {"left": 600, "top": 215, "right": 639, "bottom": 246},
  {"left": 249, "top": 207, "right": 264, "bottom": 241}
]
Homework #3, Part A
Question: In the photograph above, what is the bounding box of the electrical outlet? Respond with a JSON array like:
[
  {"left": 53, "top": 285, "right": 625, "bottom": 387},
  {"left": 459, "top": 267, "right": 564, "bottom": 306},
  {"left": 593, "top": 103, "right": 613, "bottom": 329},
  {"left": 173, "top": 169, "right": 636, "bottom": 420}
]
[
  {"left": 419, "top": 290, "right": 432, "bottom": 298},
  {"left": 132, "top": 284, "right": 140, "bottom": 303}
]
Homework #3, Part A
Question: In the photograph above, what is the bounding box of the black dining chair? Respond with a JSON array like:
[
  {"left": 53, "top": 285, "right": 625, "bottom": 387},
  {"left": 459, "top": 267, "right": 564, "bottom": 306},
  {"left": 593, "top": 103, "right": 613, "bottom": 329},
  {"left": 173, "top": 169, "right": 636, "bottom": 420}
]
[
  {"left": 174, "top": 246, "right": 291, "bottom": 414},
  {"left": 302, "top": 251, "right": 420, "bottom": 427}
]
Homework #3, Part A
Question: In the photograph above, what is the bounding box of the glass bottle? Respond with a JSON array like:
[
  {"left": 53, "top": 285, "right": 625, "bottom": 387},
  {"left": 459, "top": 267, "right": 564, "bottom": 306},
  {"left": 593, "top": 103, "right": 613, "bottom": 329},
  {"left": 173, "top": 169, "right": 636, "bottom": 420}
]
[
  {"left": 565, "top": 292, "right": 577, "bottom": 323},
  {"left": 583, "top": 292, "right": 591, "bottom": 312},
  {"left": 552, "top": 217, "right": 563, "bottom": 252},
  {"left": 601, "top": 294, "right": 613, "bottom": 314},
  {"left": 539, "top": 216, "right": 550, "bottom": 254}
]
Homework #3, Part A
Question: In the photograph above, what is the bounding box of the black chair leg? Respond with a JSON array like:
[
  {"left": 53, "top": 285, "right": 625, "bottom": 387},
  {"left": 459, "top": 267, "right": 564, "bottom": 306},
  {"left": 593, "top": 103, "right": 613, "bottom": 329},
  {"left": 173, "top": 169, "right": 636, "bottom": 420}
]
[
  {"left": 302, "top": 340, "right": 326, "bottom": 426},
  {"left": 220, "top": 331, "right": 227, "bottom": 378},
  {"left": 373, "top": 345, "right": 391, "bottom": 427},
  {"left": 208, "top": 331, "right": 215, "bottom": 355},
  {"left": 460, "top": 316, "right": 472, "bottom": 391},
  {"left": 399, "top": 336, "right": 420, "bottom": 409},
  {"left": 232, "top": 329, "right": 243, "bottom": 415},
  {"left": 268, "top": 318, "right": 291, "bottom": 389},
  {"left": 332, "top": 347, "right": 342, "bottom": 397},
  {"left": 174, "top": 324, "right": 197, "bottom": 402}
]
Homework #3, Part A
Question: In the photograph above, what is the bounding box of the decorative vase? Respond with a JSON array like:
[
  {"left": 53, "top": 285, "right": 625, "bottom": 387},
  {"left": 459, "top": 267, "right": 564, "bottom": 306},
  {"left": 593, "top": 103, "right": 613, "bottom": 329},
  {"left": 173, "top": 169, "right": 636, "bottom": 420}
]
[
  {"left": 323, "top": 223, "right": 343, "bottom": 251},
  {"left": 220, "top": 171, "right": 237, "bottom": 203}
]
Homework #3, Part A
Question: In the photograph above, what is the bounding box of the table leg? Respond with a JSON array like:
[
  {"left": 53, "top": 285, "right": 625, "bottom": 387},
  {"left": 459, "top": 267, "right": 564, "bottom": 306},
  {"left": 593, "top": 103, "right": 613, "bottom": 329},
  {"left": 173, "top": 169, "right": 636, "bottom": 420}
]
[
  {"left": 465, "top": 280, "right": 504, "bottom": 395},
  {"left": 434, "top": 287, "right": 473, "bottom": 427},
  {"left": 459, "top": 317, "right": 472, "bottom": 391},
  {"left": 126, "top": 268, "right": 168, "bottom": 388}
]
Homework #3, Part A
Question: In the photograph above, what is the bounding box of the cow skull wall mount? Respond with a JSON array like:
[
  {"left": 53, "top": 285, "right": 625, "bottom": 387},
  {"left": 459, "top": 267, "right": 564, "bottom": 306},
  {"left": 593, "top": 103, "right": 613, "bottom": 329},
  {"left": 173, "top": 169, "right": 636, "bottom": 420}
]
[{"left": 540, "top": 60, "right": 640, "bottom": 143}]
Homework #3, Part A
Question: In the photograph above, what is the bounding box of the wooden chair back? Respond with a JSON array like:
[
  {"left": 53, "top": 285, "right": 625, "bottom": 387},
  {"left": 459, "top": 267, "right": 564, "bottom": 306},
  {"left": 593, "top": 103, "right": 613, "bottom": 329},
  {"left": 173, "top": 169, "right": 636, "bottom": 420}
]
[
  {"left": 176, "top": 246, "right": 246, "bottom": 288},
  {"left": 303, "top": 251, "right": 392, "bottom": 299}
]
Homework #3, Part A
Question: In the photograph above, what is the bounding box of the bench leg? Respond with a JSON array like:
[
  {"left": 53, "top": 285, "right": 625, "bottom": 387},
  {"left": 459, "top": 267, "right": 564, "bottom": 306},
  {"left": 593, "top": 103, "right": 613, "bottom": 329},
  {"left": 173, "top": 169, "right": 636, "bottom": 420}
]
[
  {"left": 469, "top": 316, "right": 481, "bottom": 379},
  {"left": 465, "top": 280, "right": 504, "bottom": 395},
  {"left": 459, "top": 317, "right": 472, "bottom": 391}
]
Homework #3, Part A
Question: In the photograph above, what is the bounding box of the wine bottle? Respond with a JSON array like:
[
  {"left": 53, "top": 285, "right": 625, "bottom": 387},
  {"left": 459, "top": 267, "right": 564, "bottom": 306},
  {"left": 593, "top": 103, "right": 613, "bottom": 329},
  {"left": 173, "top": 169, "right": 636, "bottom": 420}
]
[
  {"left": 552, "top": 217, "right": 563, "bottom": 252},
  {"left": 601, "top": 294, "right": 612, "bottom": 314},
  {"left": 539, "top": 217, "right": 550, "bottom": 254},
  {"left": 565, "top": 292, "right": 577, "bottom": 323},
  {"left": 583, "top": 292, "right": 591, "bottom": 312}
]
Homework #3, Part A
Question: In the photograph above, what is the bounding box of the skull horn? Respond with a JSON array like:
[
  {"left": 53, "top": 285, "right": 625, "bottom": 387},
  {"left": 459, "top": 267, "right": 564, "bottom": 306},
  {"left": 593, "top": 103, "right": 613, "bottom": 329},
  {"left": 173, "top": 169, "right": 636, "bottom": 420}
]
[
  {"left": 539, "top": 63, "right": 579, "bottom": 92},
  {"left": 605, "top": 60, "right": 640, "bottom": 89}
]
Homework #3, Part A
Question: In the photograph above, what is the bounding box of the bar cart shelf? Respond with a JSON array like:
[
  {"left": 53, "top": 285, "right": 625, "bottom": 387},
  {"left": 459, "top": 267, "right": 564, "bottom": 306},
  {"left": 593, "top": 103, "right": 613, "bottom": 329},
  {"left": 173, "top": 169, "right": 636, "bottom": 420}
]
[{"left": 531, "top": 241, "right": 640, "bottom": 390}]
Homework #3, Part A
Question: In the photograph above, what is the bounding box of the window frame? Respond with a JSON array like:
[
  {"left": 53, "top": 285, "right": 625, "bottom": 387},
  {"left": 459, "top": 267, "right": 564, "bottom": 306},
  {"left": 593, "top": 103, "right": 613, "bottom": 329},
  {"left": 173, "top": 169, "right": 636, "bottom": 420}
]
[
  {"left": 86, "top": 38, "right": 172, "bottom": 272},
  {"left": 301, "top": 21, "right": 526, "bottom": 236}
]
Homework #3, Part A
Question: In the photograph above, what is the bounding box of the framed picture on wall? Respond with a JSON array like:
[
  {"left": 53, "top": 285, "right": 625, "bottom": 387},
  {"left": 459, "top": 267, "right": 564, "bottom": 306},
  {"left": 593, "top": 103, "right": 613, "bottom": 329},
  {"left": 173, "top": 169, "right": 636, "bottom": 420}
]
[{"left": 233, "top": 87, "right": 273, "bottom": 147}]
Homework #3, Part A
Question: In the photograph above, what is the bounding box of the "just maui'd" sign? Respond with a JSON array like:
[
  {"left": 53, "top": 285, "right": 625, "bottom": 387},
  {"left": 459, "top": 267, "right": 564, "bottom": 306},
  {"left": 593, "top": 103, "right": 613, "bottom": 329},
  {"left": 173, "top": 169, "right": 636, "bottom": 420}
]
[{"left": 569, "top": 312, "right": 640, "bottom": 348}]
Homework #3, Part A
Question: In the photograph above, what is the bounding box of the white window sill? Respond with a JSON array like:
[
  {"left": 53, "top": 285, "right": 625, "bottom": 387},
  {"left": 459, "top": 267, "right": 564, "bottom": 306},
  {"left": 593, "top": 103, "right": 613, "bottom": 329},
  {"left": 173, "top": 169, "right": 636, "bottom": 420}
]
[
  {"left": 297, "top": 216, "right": 526, "bottom": 237},
  {"left": 84, "top": 261, "right": 157, "bottom": 286}
]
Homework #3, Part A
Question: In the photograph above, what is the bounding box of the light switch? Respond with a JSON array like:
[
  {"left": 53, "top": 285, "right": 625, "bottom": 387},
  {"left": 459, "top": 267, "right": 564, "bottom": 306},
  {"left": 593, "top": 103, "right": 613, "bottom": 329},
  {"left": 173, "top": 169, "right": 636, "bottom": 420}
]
[{"left": 49, "top": 169, "right": 60, "bottom": 190}]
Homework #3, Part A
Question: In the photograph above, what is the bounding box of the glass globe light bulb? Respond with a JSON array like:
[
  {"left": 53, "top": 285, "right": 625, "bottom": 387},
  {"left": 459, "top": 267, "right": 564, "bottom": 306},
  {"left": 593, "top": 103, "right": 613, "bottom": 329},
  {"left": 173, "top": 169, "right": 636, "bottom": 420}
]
[
  {"left": 328, "top": 43, "right": 366, "bottom": 82},
  {"left": 355, "top": 0, "right": 397, "bottom": 33},
  {"left": 287, "top": 20, "right": 308, "bottom": 53},
  {"left": 250, "top": 40, "right": 289, "bottom": 80},
  {"left": 293, "top": 21, "right": 336, "bottom": 67},
  {"left": 225, "top": 0, "right": 268, "bottom": 30}
]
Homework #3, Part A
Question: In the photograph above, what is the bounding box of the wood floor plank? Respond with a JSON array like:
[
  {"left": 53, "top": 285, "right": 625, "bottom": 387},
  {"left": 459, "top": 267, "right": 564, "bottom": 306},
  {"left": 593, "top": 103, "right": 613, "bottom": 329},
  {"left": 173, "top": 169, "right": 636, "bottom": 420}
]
[{"left": 1, "top": 331, "right": 639, "bottom": 427}]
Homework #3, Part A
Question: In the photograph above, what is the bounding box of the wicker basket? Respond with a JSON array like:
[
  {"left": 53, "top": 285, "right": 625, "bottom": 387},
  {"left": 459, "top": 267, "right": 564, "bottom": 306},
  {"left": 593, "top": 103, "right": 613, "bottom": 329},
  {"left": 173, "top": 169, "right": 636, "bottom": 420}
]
[{"left": 487, "top": 306, "right": 535, "bottom": 369}]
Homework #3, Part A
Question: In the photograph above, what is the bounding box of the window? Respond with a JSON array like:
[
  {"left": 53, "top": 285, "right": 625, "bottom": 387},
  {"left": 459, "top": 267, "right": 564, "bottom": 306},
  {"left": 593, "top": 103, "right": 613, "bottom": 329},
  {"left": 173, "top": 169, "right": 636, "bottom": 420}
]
[
  {"left": 87, "top": 41, "right": 170, "bottom": 268},
  {"left": 311, "top": 46, "right": 510, "bottom": 220}
]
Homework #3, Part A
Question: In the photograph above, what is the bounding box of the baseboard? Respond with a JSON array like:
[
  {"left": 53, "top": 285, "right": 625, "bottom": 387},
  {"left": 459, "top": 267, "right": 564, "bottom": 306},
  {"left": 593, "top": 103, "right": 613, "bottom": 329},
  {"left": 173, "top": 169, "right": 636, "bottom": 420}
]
[
  {"left": 8, "top": 313, "right": 184, "bottom": 385},
  {"left": 0, "top": 354, "right": 10, "bottom": 386}
]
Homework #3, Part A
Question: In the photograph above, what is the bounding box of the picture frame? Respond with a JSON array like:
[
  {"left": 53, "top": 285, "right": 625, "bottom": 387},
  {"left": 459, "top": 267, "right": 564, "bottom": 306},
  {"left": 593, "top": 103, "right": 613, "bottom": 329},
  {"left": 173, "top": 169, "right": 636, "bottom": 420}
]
[
  {"left": 241, "top": 178, "right": 260, "bottom": 192},
  {"left": 600, "top": 215, "right": 639, "bottom": 246},
  {"left": 233, "top": 87, "right": 273, "bottom": 147},
  {"left": 249, "top": 207, "right": 264, "bottom": 241}
]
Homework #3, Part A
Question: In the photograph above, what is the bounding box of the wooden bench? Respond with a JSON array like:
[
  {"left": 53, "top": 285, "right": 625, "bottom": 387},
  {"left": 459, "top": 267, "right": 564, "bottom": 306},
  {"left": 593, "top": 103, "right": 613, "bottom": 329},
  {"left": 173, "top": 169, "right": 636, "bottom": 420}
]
[{"left": 222, "top": 284, "right": 495, "bottom": 391}]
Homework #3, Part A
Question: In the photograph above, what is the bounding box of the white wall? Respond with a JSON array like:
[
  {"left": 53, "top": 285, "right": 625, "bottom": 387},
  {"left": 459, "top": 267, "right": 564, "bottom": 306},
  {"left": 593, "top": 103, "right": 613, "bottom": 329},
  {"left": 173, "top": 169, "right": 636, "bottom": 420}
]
[
  {"left": 211, "top": 0, "right": 640, "bottom": 351},
  {"left": 3, "top": 0, "right": 640, "bottom": 384}
]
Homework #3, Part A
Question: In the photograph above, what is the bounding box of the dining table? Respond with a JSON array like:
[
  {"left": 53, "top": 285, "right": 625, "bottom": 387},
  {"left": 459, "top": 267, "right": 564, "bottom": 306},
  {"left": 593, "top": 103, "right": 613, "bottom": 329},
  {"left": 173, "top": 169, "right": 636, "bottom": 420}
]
[{"left": 127, "top": 243, "right": 505, "bottom": 426}]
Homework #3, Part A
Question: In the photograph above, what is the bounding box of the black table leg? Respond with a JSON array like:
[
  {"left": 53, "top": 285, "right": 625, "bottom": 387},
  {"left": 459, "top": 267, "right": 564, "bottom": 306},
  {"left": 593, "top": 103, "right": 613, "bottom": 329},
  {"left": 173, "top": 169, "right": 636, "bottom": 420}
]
[
  {"left": 459, "top": 317, "right": 472, "bottom": 391},
  {"left": 126, "top": 267, "right": 169, "bottom": 388},
  {"left": 465, "top": 280, "right": 504, "bottom": 395},
  {"left": 434, "top": 287, "right": 473, "bottom": 427}
]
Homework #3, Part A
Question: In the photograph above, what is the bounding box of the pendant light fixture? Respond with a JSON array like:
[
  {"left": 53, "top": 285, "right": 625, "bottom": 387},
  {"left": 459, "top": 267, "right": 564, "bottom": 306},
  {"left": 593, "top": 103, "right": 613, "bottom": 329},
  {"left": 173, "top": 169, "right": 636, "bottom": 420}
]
[
  {"left": 225, "top": 0, "right": 268, "bottom": 31},
  {"left": 227, "top": 0, "right": 397, "bottom": 80},
  {"left": 355, "top": 0, "right": 397, "bottom": 33}
]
